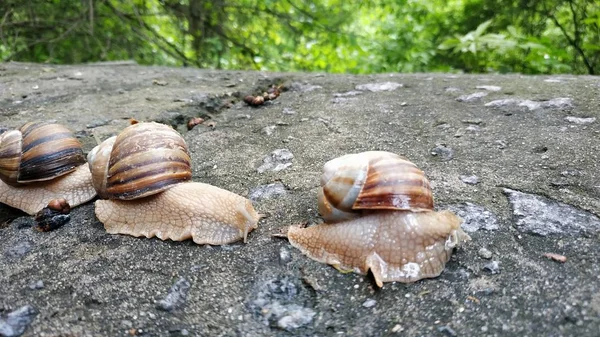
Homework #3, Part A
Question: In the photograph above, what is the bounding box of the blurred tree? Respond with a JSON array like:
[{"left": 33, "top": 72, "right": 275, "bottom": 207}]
[{"left": 0, "top": 0, "right": 598, "bottom": 74}]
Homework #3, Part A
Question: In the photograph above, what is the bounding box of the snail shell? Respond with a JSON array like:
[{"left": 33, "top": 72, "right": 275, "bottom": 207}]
[
  {"left": 0, "top": 122, "right": 97, "bottom": 215},
  {"left": 88, "top": 122, "right": 260, "bottom": 245},
  {"left": 87, "top": 121, "right": 192, "bottom": 200},
  {"left": 0, "top": 122, "right": 86, "bottom": 185},
  {"left": 318, "top": 151, "right": 433, "bottom": 223},
  {"left": 288, "top": 151, "right": 469, "bottom": 287}
]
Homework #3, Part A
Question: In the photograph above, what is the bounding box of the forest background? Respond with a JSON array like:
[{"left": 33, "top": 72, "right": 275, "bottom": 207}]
[{"left": 1, "top": 0, "right": 599, "bottom": 75}]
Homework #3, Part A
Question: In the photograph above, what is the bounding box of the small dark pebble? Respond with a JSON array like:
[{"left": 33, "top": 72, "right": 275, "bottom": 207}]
[
  {"left": 532, "top": 145, "right": 548, "bottom": 153},
  {"left": 437, "top": 325, "right": 458, "bottom": 337},
  {"left": 34, "top": 202, "right": 70, "bottom": 232},
  {"left": 156, "top": 277, "right": 191, "bottom": 312},
  {"left": 483, "top": 261, "right": 501, "bottom": 274},
  {"left": 0, "top": 305, "right": 38, "bottom": 337}
]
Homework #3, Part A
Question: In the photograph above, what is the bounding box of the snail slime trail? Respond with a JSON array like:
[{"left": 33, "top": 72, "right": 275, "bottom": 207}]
[
  {"left": 88, "top": 122, "right": 261, "bottom": 245},
  {"left": 287, "top": 151, "right": 470, "bottom": 287},
  {"left": 0, "top": 121, "right": 97, "bottom": 215}
]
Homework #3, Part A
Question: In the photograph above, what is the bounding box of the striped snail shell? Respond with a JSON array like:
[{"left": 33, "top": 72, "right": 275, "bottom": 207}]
[
  {"left": 87, "top": 121, "right": 192, "bottom": 200},
  {"left": 87, "top": 122, "right": 261, "bottom": 245},
  {"left": 0, "top": 122, "right": 96, "bottom": 215},
  {"left": 288, "top": 151, "right": 469, "bottom": 287},
  {"left": 0, "top": 122, "right": 86, "bottom": 186},
  {"left": 318, "top": 151, "right": 433, "bottom": 223}
]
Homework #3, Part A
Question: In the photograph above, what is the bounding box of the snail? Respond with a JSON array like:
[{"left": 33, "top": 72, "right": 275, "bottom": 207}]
[
  {"left": 287, "top": 151, "right": 470, "bottom": 287},
  {"left": 0, "top": 121, "right": 97, "bottom": 215},
  {"left": 87, "top": 122, "right": 261, "bottom": 245}
]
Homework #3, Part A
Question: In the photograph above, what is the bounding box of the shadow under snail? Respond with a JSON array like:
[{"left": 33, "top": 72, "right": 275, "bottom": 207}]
[
  {"left": 287, "top": 151, "right": 470, "bottom": 287},
  {"left": 0, "top": 121, "right": 97, "bottom": 215},
  {"left": 87, "top": 122, "right": 261, "bottom": 245}
]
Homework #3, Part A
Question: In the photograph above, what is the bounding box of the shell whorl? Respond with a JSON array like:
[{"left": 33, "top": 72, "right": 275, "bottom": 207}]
[
  {"left": 0, "top": 122, "right": 85, "bottom": 186},
  {"left": 319, "top": 151, "right": 434, "bottom": 223},
  {"left": 87, "top": 122, "right": 192, "bottom": 200}
]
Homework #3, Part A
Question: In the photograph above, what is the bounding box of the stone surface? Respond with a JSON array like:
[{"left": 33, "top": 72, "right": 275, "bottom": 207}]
[
  {"left": 446, "top": 203, "right": 499, "bottom": 232},
  {"left": 456, "top": 91, "right": 488, "bottom": 102},
  {"left": 0, "top": 63, "right": 599, "bottom": 336},
  {"left": 355, "top": 82, "right": 403, "bottom": 92},
  {"left": 257, "top": 149, "right": 294, "bottom": 173},
  {"left": 0, "top": 305, "right": 38, "bottom": 337},
  {"left": 249, "top": 183, "right": 288, "bottom": 202},
  {"left": 504, "top": 188, "right": 600, "bottom": 236}
]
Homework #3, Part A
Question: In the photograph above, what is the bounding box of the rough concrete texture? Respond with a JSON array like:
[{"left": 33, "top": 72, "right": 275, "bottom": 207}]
[{"left": 0, "top": 62, "right": 599, "bottom": 336}]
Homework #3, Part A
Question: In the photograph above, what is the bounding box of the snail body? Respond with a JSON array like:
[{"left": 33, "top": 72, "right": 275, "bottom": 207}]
[
  {"left": 287, "top": 151, "right": 469, "bottom": 287},
  {"left": 0, "top": 122, "right": 96, "bottom": 215},
  {"left": 88, "top": 122, "right": 260, "bottom": 245}
]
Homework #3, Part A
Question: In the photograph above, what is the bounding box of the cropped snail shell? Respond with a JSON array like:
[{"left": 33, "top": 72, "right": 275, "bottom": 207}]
[
  {"left": 88, "top": 122, "right": 260, "bottom": 245},
  {"left": 0, "top": 122, "right": 97, "bottom": 215},
  {"left": 287, "top": 151, "right": 470, "bottom": 287}
]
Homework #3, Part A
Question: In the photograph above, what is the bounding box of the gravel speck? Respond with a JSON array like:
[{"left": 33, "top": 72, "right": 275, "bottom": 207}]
[
  {"left": 156, "top": 277, "right": 191, "bottom": 312},
  {"left": 483, "top": 261, "right": 501, "bottom": 274},
  {"left": 257, "top": 149, "right": 294, "bottom": 173},
  {"left": 249, "top": 183, "right": 287, "bottom": 202},
  {"left": 478, "top": 248, "right": 493, "bottom": 259},
  {"left": 460, "top": 175, "right": 479, "bottom": 185},
  {"left": 362, "top": 299, "right": 377, "bottom": 308},
  {"left": 456, "top": 92, "right": 488, "bottom": 102},
  {"left": 446, "top": 203, "right": 499, "bottom": 232},
  {"left": 28, "top": 281, "right": 44, "bottom": 290},
  {"left": 438, "top": 325, "right": 458, "bottom": 337},
  {"left": 430, "top": 144, "right": 454, "bottom": 161}
]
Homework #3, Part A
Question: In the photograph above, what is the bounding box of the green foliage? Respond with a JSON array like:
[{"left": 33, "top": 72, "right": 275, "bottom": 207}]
[{"left": 0, "top": 0, "right": 598, "bottom": 74}]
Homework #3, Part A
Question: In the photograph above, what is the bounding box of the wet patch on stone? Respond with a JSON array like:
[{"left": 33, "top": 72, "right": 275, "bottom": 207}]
[
  {"left": 0, "top": 305, "right": 38, "bottom": 337},
  {"left": 446, "top": 203, "right": 499, "bottom": 232},
  {"left": 247, "top": 276, "right": 316, "bottom": 331},
  {"left": 155, "top": 277, "right": 191, "bottom": 312},
  {"left": 456, "top": 92, "right": 488, "bottom": 102},
  {"left": 355, "top": 82, "right": 403, "bottom": 92},
  {"left": 257, "top": 149, "right": 294, "bottom": 173},
  {"left": 485, "top": 97, "right": 574, "bottom": 111},
  {"left": 503, "top": 188, "right": 600, "bottom": 236},
  {"left": 249, "top": 183, "right": 288, "bottom": 202}
]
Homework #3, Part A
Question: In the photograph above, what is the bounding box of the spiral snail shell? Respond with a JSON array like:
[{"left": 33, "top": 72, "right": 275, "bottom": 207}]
[
  {"left": 287, "top": 151, "right": 469, "bottom": 287},
  {"left": 88, "top": 122, "right": 260, "bottom": 245},
  {"left": 0, "top": 122, "right": 97, "bottom": 215}
]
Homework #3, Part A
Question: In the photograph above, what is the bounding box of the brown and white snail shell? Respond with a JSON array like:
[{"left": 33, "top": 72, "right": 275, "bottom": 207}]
[
  {"left": 287, "top": 151, "right": 470, "bottom": 287},
  {"left": 0, "top": 121, "right": 97, "bottom": 215},
  {"left": 87, "top": 122, "right": 260, "bottom": 245}
]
